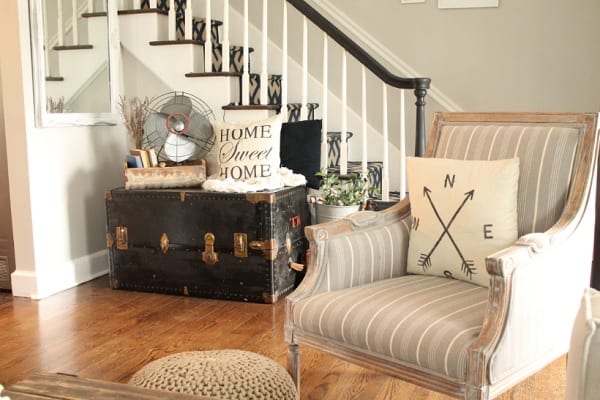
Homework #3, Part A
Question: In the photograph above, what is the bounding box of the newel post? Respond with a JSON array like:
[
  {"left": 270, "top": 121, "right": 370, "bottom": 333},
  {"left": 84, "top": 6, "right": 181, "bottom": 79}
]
[{"left": 413, "top": 78, "right": 431, "bottom": 157}]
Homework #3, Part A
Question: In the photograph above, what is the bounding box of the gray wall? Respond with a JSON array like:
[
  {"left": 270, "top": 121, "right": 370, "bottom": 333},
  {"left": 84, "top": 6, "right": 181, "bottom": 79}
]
[{"left": 324, "top": 0, "right": 600, "bottom": 112}]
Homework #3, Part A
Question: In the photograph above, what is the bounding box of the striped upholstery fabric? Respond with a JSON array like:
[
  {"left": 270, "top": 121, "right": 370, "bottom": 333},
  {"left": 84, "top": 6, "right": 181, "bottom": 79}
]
[
  {"left": 313, "top": 213, "right": 411, "bottom": 293},
  {"left": 434, "top": 124, "right": 580, "bottom": 236},
  {"left": 293, "top": 275, "right": 488, "bottom": 380}
]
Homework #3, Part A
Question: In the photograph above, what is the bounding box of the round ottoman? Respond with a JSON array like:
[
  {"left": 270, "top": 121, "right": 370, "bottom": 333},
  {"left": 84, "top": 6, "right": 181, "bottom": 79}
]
[{"left": 129, "top": 350, "right": 297, "bottom": 400}]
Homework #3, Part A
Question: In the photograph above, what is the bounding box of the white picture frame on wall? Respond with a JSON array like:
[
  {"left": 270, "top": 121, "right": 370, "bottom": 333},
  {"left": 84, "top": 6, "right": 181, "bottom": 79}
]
[
  {"left": 402, "top": 0, "right": 425, "bottom": 3},
  {"left": 438, "top": 0, "right": 498, "bottom": 8}
]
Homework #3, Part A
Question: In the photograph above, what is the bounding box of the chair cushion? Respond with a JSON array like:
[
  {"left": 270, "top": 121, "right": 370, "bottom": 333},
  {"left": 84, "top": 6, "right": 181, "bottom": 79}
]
[
  {"left": 566, "top": 288, "right": 600, "bottom": 400},
  {"left": 292, "top": 275, "right": 488, "bottom": 380},
  {"left": 406, "top": 157, "right": 519, "bottom": 287}
]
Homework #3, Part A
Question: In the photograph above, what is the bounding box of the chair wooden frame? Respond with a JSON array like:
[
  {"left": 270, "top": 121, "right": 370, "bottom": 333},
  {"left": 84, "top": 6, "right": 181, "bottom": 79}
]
[{"left": 285, "top": 112, "right": 600, "bottom": 399}]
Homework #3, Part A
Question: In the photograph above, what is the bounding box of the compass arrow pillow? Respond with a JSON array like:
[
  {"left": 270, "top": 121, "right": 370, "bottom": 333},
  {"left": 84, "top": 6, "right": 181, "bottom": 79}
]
[{"left": 406, "top": 157, "right": 519, "bottom": 287}]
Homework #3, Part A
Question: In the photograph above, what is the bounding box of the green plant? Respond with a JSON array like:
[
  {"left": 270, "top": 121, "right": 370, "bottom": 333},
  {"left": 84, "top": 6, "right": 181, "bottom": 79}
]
[{"left": 316, "top": 170, "right": 369, "bottom": 206}]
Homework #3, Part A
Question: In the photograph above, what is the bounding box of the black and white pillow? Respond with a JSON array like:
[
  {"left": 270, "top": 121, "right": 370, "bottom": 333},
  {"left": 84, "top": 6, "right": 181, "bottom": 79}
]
[{"left": 406, "top": 157, "right": 519, "bottom": 287}]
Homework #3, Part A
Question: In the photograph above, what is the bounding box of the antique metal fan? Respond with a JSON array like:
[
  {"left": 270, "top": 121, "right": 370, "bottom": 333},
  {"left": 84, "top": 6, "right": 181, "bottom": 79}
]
[{"left": 142, "top": 91, "right": 215, "bottom": 164}]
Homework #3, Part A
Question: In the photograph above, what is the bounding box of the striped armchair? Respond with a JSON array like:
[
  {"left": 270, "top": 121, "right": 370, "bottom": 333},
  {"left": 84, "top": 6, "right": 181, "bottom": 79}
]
[{"left": 285, "top": 112, "right": 599, "bottom": 399}]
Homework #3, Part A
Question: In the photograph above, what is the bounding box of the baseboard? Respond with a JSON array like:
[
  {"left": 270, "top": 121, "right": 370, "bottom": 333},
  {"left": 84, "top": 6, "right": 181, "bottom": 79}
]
[{"left": 10, "top": 250, "right": 109, "bottom": 299}]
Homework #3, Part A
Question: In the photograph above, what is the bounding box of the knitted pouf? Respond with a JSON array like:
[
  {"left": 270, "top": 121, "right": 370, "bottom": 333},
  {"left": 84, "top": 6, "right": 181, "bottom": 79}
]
[{"left": 129, "top": 350, "right": 297, "bottom": 400}]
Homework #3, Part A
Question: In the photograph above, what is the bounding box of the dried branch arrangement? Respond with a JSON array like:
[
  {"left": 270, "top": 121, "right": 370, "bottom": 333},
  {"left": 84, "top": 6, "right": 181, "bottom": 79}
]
[
  {"left": 46, "top": 96, "right": 65, "bottom": 113},
  {"left": 118, "top": 96, "right": 151, "bottom": 149}
]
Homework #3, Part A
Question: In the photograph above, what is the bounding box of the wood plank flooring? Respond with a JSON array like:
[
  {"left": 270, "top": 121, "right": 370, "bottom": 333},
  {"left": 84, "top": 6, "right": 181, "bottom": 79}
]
[{"left": 0, "top": 276, "right": 566, "bottom": 399}]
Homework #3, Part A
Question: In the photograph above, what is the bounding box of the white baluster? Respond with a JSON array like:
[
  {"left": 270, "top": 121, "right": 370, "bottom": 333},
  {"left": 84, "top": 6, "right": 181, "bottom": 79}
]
[
  {"left": 222, "top": 0, "right": 230, "bottom": 73},
  {"left": 340, "top": 50, "right": 347, "bottom": 176},
  {"left": 399, "top": 89, "right": 407, "bottom": 199},
  {"left": 71, "top": 0, "right": 79, "bottom": 45},
  {"left": 204, "top": 0, "right": 213, "bottom": 72},
  {"left": 242, "top": 0, "right": 250, "bottom": 105},
  {"left": 150, "top": 0, "right": 157, "bottom": 8},
  {"left": 168, "top": 0, "right": 176, "bottom": 40},
  {"left": 281, "top": 0, "right": 288, "bottom": 119},
  {"left": 361, "top": 66, "right": 368, "bottom": 175},
  {"left": 57, "top": 0, "right": 64, "bottom": 46},
  {"left": 382, "top": 83, "right": 390, "bottom": 201},
  {"left": 321, "top": 34, "right": 328, "bottom": 172},
  {"left": 184, "top": 1, "right": 193, "bottom": 40},
  {"left": 133, "top": 0, "right": 141, "bottom": 10},
  {"left": 301, "top": 16, "right": 308, "bottom": 120},
  {"left": 87, "top": 0, "right": 93, "bottom": 13},
  {"left": 260, "top": 0, "right": 268, "bottom": 105},
  {"left": 43, "top": 0, "right": 50, "bottom": 74}
]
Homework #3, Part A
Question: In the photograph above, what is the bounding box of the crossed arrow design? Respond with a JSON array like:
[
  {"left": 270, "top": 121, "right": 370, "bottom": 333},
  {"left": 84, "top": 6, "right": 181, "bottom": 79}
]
[{"left": 417, "top": 187, "right": 477, "bottom": 280}]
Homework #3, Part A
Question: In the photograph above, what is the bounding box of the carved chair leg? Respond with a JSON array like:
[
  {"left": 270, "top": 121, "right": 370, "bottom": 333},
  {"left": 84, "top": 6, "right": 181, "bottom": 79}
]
[
  {"left": 287, "top": 344, "right": 301, "bottom": 400},
  {"left": 465, "top": 385, "right": 490, "bottom": 400}
]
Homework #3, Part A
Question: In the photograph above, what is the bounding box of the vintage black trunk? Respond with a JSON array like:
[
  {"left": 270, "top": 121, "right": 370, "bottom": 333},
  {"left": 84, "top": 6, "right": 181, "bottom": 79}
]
[{"left": 105, "top": 186, "right": 309, "bottom": 303}]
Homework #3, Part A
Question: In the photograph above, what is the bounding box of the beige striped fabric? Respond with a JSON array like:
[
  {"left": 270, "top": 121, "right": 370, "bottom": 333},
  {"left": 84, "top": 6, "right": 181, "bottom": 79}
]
[
  {"left": 293, "top": 275, "right": 488, "bottom": 380},
  {"left": 434, "top": 123, "right": 581, "bottom": 235},
  {"left": 314, "top": 214, "right": 412, "bottom": 294}
]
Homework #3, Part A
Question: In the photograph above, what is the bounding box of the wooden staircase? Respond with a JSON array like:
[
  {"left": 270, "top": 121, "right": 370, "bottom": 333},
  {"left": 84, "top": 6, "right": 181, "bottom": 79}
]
[{"left": 46, "top": 0, "right": 431, "bottom": 199}]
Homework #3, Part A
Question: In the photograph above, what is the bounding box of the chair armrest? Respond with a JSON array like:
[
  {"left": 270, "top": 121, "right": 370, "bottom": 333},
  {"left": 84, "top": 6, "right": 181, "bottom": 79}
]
[
  {"left": 288, "top": 199, "right": 412, "bottom": 302},
  {"left": 467, "top": 211, "right": 595, "bottom": 387}
]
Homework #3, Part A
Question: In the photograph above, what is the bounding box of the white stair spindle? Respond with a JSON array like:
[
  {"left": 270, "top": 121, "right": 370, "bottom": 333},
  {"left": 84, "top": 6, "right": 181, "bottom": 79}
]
[
  {"left": 133, "top": 0, "right": 141, "bottom": 10},
  {"left": 168, "top": 0, "right": 176, "bottom": 40},
  {"left": 260, "top": 0, "right": 268, "bottom": 105},
  {"left": 242, "top": 0, "right": 250, "bottom": 105},
  {"left": 382, "top": 83, "right": 390, "bottom": 201},
  {"left": 399, "top": 89, "right": 407, "bottom": 199},
  {"left": 222, "top": 0, "right": 230, "bottom": 73},
  {"left": 57, "top": 0, "right": 64, "bottom": 46},
  {"left": 340, "top": 50, "right": 347, "bottom": 176},
  {"left": 281, "top": 0, "right": 288, "bottom": 120},
  {"left": 71, "top": 0, "right": 79, "bottom": 45},
  {"left": 184, "top": 2, "right": 193, "bottom": 40},
  {"left": 361, "top": 66, "right": 368, "bottom": 175},
  {"left": 300, "top": 16, "right": 308, "bottom": 121},
  {"left": 87, "top": 0, "right": 93, "bottom": 13},
  {"left": 321, "top": 34, "right": 328, "bottom": 172},
  {"left": 150, "top": 0, "right": 157, "bottom": 9},
  {"left": 43, "top": 0, "right": 50, "bottom": 74},
  {"left": 204, "top": 0, "right": 213, "bottom": 73}
]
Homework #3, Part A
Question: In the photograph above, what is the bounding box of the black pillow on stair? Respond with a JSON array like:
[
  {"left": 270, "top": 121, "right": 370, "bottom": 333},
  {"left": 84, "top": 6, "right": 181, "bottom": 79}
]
[{"left": 280, "top": 119, "right": 322, "bottom": 189}]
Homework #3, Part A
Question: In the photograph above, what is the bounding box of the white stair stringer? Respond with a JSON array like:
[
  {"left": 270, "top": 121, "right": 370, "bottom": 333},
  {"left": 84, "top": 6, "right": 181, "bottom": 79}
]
[
  {"left": 46, "top": 16, "right": 109, "bottom": 106},
  {"left": 118, "top": 11, "right": 240, "bottom": 114}
]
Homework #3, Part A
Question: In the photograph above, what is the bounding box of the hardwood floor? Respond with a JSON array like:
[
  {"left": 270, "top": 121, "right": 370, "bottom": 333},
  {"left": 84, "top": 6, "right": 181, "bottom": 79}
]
[{"left": 0, "top": 275, "right": 566, "bottom": 399}]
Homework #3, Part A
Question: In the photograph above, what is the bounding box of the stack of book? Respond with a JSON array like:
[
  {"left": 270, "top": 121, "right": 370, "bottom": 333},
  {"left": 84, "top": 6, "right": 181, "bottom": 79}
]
[{"left": 126, "top": 148, "right": 159, "bottom": 168}]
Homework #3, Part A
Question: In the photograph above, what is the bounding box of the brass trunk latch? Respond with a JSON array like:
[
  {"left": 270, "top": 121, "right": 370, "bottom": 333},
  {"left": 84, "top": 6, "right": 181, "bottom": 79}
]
[
  {"left": 160, "top": 233, "right": 170, "bottom": 254},
  {"left": 249, "top": 239, "right": 278, "bottom": 261},
  {"left": 115, "top": 226, "right": 128, "bottom": 250},
  {"left": 202, "top": 233, "right": 219, "bottom": 264},
  {"left": 234, "top": 233, "right": 248, "bottom": 258},
  {"left": 286, "top": 234, "right": 304, "bottom": 272}
]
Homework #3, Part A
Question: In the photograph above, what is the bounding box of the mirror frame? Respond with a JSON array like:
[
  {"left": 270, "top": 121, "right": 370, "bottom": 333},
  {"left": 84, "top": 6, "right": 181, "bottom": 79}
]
[{"left": 29, "top": 0, "right": 120, "bottom": 127}]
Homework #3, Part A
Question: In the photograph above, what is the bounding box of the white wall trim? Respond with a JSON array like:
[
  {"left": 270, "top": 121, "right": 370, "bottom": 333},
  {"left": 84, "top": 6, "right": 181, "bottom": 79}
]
[
  {"left": 438, "top": 0, "right": 499, "bottom": 9},
  {"left": 11, "top": 249, "right": 108, "bottom": 299},
  {"left": 311, "top": 0, "right": 463, "bottom": 112}
]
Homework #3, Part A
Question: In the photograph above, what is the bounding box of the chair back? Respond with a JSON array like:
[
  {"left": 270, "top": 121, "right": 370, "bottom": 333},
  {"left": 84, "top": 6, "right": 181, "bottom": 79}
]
[{"left": 427, "top": 113, "right": 599, "bottom": 236}]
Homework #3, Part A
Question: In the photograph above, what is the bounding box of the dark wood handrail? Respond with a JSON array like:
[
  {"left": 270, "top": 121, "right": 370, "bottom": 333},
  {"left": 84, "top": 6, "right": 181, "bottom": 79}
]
[{"left": 285, "top": 0, "right": 431, "bottom": 156}]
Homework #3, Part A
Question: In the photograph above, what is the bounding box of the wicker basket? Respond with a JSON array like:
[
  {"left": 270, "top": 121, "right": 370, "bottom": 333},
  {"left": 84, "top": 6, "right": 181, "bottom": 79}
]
[{"left": 124, "top": 160, "right": 206, "bottom": 190}]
